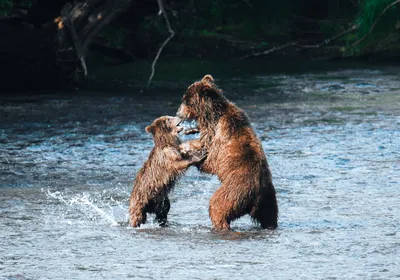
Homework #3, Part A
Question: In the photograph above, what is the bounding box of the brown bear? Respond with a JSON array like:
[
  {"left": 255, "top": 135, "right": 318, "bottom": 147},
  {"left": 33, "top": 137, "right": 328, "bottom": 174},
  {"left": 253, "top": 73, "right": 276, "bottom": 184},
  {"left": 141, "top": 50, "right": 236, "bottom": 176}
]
[
  {"left": 129, "top": 116, "right": 205, "bottom": 227},
  {"left": 176, "top": 75, "right": 278, "bottom": 230}
]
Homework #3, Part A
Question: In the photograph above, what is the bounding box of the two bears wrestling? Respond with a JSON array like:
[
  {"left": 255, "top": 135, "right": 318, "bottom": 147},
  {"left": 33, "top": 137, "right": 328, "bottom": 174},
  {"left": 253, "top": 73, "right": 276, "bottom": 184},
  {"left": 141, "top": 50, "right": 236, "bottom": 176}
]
[{"left": 129, "top": 75, "right": 278, "bottom": 230}]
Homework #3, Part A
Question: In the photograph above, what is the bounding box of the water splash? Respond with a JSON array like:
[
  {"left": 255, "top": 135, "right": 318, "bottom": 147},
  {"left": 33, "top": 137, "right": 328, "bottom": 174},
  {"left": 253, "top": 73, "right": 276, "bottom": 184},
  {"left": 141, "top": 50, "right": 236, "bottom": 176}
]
[{"left": 44, "top": 188, "right": 125, "bottom": 226}]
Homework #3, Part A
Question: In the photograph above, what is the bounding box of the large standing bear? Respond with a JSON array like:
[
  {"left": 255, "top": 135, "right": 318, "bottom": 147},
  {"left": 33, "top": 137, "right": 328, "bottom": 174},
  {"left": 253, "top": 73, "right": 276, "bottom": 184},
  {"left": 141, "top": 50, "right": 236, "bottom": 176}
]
[{"left": 176, "top": 75, "right": 278, "bottom": 230}]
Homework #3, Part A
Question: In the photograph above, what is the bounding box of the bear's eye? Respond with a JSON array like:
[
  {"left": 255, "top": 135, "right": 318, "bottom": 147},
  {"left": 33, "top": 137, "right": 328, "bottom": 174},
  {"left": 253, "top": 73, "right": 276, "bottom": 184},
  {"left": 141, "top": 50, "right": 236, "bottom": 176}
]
[{"left": 183, "top": 96, "right": 192, "bottom": 106}]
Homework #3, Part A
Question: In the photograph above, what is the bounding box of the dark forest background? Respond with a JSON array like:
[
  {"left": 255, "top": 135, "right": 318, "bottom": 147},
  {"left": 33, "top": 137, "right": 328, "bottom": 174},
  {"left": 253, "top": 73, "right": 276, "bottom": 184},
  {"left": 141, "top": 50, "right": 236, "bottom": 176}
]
[{"left": 1, "top": 0, "right": 400, "bottom": 91}]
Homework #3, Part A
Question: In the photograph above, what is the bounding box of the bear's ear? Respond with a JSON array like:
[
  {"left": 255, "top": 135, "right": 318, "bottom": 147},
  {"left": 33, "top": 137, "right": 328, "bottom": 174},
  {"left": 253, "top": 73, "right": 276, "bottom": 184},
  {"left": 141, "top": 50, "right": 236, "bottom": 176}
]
[
  {"left": 145, "top": 125, "right": 155, "bottom": 134},
  {"left": 201, "top": 74, "right": 214, "bottom": 83},
  {"left": 199, "top": 83, "right": 215, "bottom": 95}
]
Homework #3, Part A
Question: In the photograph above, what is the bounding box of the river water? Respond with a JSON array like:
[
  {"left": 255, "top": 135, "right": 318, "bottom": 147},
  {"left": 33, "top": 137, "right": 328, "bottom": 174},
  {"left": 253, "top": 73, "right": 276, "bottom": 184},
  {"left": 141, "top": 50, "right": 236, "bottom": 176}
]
[{"left": 0, "top": 65, "right": 399, "bottom": 279}]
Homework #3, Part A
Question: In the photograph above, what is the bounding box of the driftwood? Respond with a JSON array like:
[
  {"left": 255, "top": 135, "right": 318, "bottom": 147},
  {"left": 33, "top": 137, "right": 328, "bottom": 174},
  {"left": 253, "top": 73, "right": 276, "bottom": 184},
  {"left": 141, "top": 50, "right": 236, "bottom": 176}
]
[
  {"left": 0, "top": 0, "right": 132, "bottom": 91},
  {"left": 55, "top": 0, "right": 132, "bottom": 82}
]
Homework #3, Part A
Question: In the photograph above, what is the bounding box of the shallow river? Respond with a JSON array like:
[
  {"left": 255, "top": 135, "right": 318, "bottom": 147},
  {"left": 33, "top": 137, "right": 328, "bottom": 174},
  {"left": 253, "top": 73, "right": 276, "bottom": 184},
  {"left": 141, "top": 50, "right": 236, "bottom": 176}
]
[{"left": 0, "top": 65, "right": 399, "bottom": 279}]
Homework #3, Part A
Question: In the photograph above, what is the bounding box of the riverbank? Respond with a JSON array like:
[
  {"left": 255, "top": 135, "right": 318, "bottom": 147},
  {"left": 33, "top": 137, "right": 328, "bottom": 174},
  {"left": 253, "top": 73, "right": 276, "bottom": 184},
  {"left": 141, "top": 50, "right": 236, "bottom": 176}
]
[
  {"left": 2, "top": 44, "right": 399, "bottom": 95},
  {"left": 81, "top": 51, "right": 400, "bottom": 94}
]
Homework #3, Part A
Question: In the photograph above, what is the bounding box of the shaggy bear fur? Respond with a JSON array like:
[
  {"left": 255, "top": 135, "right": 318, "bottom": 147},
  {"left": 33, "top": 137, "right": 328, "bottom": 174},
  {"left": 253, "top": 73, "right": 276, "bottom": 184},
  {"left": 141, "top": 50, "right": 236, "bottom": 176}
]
[
  {"left": 129, "top": 116, "right": 205, "bottom": 227},
  {"left": 176, "top": 75, "right": 278, "bottom": 230}
]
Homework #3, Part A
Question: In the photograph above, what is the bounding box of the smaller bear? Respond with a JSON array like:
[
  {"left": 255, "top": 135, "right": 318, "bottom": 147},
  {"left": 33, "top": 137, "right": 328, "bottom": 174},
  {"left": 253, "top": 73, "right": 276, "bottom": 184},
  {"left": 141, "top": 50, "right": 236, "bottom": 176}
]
[{"left": 129, "top": 116, "right": 205, "bottom": 227}]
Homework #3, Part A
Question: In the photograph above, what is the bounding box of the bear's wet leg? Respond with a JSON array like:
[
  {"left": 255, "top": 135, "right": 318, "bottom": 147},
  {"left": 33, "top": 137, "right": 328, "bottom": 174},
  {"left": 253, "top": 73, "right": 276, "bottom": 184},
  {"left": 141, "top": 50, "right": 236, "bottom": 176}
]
[
  {"left": 130, "top": 209, "right": 147, "bottom": 227},
  {"left": 129, "top": 196, "right": 147, "bottom": 227},
  {"left": 155, "top": 196, "right": 171, "bottom": 227},
  {"left": 250, "top": 190, "right": 278, "bottom": 230},
  {"left": 209, "top": 187, "right": 232, "bottom": 230}
]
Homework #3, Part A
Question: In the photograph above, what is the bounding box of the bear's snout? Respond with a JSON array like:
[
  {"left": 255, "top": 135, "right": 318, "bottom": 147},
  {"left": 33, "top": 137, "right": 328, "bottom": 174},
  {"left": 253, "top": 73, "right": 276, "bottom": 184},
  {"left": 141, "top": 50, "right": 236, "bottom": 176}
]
[{"left": 176, "top": 104, "right": 188, "bottom": 119}]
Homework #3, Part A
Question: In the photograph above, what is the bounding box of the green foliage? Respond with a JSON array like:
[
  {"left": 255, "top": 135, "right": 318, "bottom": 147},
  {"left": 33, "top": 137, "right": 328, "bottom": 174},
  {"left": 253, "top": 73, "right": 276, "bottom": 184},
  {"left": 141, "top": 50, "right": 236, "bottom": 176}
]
[
  {"left": 356, "top": 0, "right": 400, "bottom": 47},
  {"left": 342, "top": 33, "right": 362, "bottom": 56},
  {"left": 0, "top": 0, "right": 12, "bottom": 16},
  {"left": 127, "top": 0, "right": 400, "bottom": 58},
  {"left": 173, "top": 0, "right": 298, "bottom": 39},
  {"left": 0, "top": 0, "right": 32, "bottom": 16}
]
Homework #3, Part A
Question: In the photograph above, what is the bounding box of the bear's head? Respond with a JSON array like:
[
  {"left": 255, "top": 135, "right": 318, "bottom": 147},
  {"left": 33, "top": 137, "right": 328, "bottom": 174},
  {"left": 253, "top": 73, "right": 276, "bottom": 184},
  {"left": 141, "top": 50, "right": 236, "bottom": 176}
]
[
  {"left": 176, "top": 75, "right": 228, "bottom": 124},
  {"left": 145, "top": 116, "right": 182, "bottom": 147}
]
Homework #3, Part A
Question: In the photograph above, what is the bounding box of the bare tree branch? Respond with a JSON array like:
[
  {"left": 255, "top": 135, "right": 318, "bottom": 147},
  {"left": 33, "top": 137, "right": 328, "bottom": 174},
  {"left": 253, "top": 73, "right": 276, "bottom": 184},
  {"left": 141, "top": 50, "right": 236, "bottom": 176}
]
[
  {"left": 242, "top": 0, "right": 253, "bottom": 8},
  {"left": 350, "top": 0, "right": 400, "bottom": 49},
  {"left": 241, "top": 42, "right": 295, "bottom": 59},
  {"left": 60, "top": 6, "right": 87, "bottom": 80},
  {"left": 350, "top": 0, "right": 361, "bottom": 7},
  {"left": 323, "top": 24, "right": 359, "bottom": 45},
  {"left": 147, "top": 0, "right": 175, "bottom": 89},
  {"left": 241, "top": 24, "right": 358, "bottom": 59}
]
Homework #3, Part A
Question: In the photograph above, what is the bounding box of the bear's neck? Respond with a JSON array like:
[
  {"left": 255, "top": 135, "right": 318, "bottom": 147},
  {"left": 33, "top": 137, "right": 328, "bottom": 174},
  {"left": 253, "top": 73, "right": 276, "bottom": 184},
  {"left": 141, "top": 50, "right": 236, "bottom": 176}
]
[
  {"left": 199, "top": 99, "right": 231, "bottom": 126},
  {"left": 200, "top": 100, "right": 235, "bottom": 125},
  {"left": 197, "top": 102, "right": 232, "bottom": 142},
  {"left": 154, "top": 134, "right": 181, "bottom": 148},
  {"left": 198, "top": 112, "right": 218, "bottom": 131}
]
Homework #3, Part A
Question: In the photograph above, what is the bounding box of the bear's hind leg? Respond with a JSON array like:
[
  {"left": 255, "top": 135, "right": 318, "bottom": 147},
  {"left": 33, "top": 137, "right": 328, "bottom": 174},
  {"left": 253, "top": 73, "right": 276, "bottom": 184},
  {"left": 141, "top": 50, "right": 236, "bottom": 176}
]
[
  {"left": 154, "top": 196, "right": 171, "bottom": 227},
  {"left": 129, "top": 196, "right": 147, "bottom": 227},
  {"left": 209, "top": 187, "right": 235, "bottom": 230},
  {"left": 130, "top": 209, "right": 147, "bottom": 227},
  {"left": 250, "top": 190, "right": 278, "bottom": 230}
]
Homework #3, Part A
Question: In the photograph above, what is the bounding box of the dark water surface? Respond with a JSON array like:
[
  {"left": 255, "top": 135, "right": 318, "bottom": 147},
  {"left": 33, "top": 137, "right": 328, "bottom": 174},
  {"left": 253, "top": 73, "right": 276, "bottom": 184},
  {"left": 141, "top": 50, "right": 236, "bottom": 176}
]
[{"left": 1, "top": 66, "right": 399, "bottom": 279}]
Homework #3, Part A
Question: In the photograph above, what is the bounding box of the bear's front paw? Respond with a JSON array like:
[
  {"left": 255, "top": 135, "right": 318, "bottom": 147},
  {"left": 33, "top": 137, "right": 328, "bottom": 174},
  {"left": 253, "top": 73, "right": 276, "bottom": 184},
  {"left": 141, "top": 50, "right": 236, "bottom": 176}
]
[
  {"left": 191, "top": 148, "right": 207, "bottom": 163},
  {"left": 179, "top": 142, "right": 192, "bottom": 157},
  {"left": 183, "top": 127, "right": 200, "bottom": 135}
]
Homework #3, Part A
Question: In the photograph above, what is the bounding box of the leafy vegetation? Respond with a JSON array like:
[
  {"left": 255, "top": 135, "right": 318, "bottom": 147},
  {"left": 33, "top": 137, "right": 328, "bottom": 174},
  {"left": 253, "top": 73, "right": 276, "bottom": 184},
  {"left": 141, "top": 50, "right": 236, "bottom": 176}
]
[
  {"left": 2, "top": 0, "right": 400, "bottom": 57},
  {"left": 0, "top": 0, "right": 12, "bottom": 15},
  {"left": 355, "top": 0, "right": 400, "bottom": 49}
]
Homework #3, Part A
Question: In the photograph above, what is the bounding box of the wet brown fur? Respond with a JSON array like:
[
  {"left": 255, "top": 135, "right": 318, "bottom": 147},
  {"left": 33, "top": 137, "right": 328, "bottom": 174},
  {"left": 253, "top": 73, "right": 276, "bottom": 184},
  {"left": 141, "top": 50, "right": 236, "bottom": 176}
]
[
  {"left": 129, "top": 116, "right": 204, "bottom": 227},
  {"left": 177, "top": 75, "right": 278, "bottom": 230}
]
